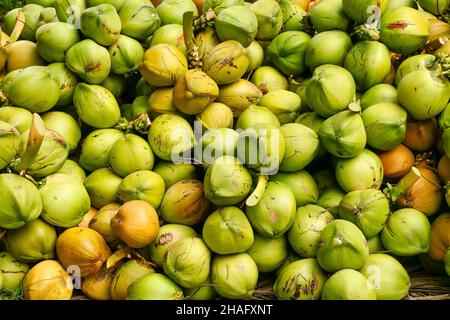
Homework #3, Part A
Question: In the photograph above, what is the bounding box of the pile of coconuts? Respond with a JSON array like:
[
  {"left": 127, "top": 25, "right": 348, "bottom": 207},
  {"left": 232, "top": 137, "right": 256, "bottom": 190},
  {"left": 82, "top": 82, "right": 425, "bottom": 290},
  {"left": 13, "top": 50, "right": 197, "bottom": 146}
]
[{"left": 0, "top": 0, "right": 449, "bottom": 301}]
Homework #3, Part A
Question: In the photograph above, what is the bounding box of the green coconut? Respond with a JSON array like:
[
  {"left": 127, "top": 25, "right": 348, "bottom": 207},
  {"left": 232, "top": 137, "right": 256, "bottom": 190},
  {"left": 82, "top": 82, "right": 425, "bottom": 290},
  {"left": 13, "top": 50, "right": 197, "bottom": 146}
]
[
  {"left": 273, "top": 258, "right": 328, "bottom": 300},
  {"left": 359, "top": 253, "right": 411, "bottom": 300},
  {"left": 316, "top": 219, "right": 369, "bottom": 273},
  {"left": 202, "top": 206, "right": 254, "bottom": 255},
  {"left": 288, "top": 205, "right": 334, "bottom": 258},
  {"left": 381, "top": 208, "right": 431, "bottom": 256}
]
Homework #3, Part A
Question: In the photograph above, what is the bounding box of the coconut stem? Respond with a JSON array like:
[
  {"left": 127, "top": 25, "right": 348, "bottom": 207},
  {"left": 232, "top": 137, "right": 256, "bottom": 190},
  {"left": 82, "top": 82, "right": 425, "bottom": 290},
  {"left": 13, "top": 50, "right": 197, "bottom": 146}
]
[
  {"left": 351, "top": 23, "right": 380, "bottom": 42},
  {"left": 115, "top": 114, "right": 151, "bottom": 134},
  {"left": 0, "top": 88, "right": 7, "bottom": 105},
  {"left": 130, "top": 249, "right": 157, "bottom": 268},
  {"left": 384, "top": 167, "right": 422, "bottom": 203},
  {"left": 246, "top": 175, "right": 268, "bottom": 207},
  {"left": 9, "top": 10, "right": 25, "bottom": 44},
  {"left": 23, "top": 173, "right": 39, "bottom": 186},
  {"left": 13, "top": 113, "right": 45, "bottom": 174},
  {"left": 106, "top": 246, "right": 133, "bottom": 269},
  {"left": 183, "top": 11, "right": 203, "bottom": 69},
  {"left": 425, "top": 36, "right": 449, "bottom": 54},
  {"left": 193, "top": 9, "right": 216, "bottom": 32},
  {"left": 427, "top": 52, "right": 450, "bottom": 78},
  {"left": 427, "top": 19, "right": 450, "bottom": 42},
  {"left": 107, "top": 244, "right": 157, "bottom": 269},
  {"left": 348, "top": 102, "right": 362, "bottom": 113},
  {"left": 115, "top": 117, "right": 131, "bottom": 132},
  {"left": 131, "top": 114, "right": 151, "bottom": 134},
  {"left": 415, "top": 151, "right": 435, "bottom": 169},
  {"left": 183, "top": 11, "right": 195, "bottom": 54},
  {"left": 288, "top": 76, "right": 300, "bottom": 86},
  {"left": 338, "top": 205, "right": 359, "bottom": 215}
]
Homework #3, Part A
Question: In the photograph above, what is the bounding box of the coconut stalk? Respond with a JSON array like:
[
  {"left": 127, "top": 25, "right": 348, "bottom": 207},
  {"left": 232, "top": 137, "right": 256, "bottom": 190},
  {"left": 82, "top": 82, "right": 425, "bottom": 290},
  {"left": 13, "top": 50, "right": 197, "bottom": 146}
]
[
  {"left": 0, "top": 10, "right": 25, "bottom": 101},
  {"left": 183, "top": 11, "right": 203, "bottom": 69},
  {"left": 115, "top": 114, "right": 152, "bottom": 135},
  {"left": 106, "top": 245, "right": 156, "bottom": 269},
  {"left": 351, "top": 7, "right": 381, "bottom": 42},
  {"left": 246, "top": 175, "right": 268, "bottom": 207},
  {"left": 383, "top": 167, "right": 422, "bottom": 203},
  {"left": 348, "top": 101, "right": 362, "bottom": 113},
  {"left": 0, "top": 10, "right": 25, "bottom": 73},
  {"left": 106, "top": 246, "right": 133, "bottom": 269},
  {"left": 415, "top": 151, "right": 436, "bottom": 169},
  {"left": 193, "top": 9, "right": 216, "bottom": 32},
  {"left": 12, "top": 113, "right": 46, "bottom": 177},
  {"left": 422, "top": 52, "right": 450, "bottom": 82},
  {"left": 428, "top": 19, "right": 450, "bottom": 41}
]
